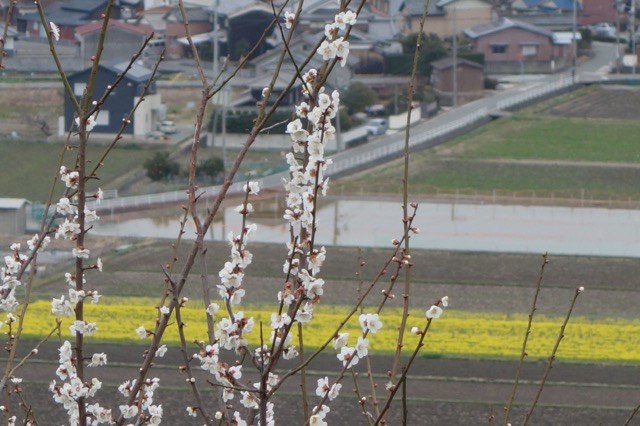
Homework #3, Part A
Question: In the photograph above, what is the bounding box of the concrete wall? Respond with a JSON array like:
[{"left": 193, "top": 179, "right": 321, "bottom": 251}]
[{"left": 0, "top": 206, "right": 27, "bottom": 235}]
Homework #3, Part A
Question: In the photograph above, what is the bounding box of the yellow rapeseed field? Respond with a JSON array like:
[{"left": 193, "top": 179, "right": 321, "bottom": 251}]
[{"left": 17, "top": 299, "right": 640, "bottom": 363}]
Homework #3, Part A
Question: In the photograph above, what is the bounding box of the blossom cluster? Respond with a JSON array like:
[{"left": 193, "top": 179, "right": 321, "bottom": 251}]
[
  {"left": 0, "top": 244, "right": 28, "bottom": 312},
  {"left": 50, "top": 341, "right": 111, "bottom": 425},
  {"left": 118, "top": 377, "right": 163, "bottom": 424},
  {"left": 317, "top": 10, "right": 356, "bottom": 66},
  {"left": 192, "top": 182, "right": 263, "bottom": 424}
]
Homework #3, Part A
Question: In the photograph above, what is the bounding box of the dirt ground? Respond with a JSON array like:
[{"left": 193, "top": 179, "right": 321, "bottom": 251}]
[
  {"left": 546, "top": 85, "right": 640, "bottom": 120},
  {"left": 2, "top": 232, "right": 640, "bottom": 424}
]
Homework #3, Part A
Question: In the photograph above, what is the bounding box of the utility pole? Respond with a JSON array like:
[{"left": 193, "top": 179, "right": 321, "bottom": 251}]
[
  {"left": 571, "top": 0, "right": 577, "bottom": 84},
  {"left": 616, "top": 0, "right": 621, "bottom": 73},
  {"left": 632, "top": 0, "right": 637, "bottom": 74},
  {"left": 452, "top": 7, "right": 458, "bottom": 108}
]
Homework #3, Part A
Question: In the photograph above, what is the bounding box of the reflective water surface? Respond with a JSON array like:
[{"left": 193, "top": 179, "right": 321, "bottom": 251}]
[{"left": 92, "top": 199, "right": 640, "bottom": 258}]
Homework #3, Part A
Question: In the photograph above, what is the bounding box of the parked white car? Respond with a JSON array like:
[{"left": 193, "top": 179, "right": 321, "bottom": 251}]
[
  {"left": 366, "top": 118, "right": 388, "bottom": 136},
  {"left": 159, "top": 120, "right": 177, "bottom": 134},
  {"left": 593, "top": 23, "right": 617, "bottom": 39}
]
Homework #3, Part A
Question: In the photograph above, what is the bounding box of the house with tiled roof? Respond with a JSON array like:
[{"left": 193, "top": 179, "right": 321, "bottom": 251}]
[
  {"left": 17, "top": 0, "right": 122, "bottom": 41},
  {"left": 510, "top": 0, "right": 583, "bottom": 30},
  {"left": 75, "top": 20, "right": 154, "bottom": 67},
  {"left": 464, "top": 17, "right": 576, "bottom": 73},
  {"left": 401, "top": 0, "right": 493, "bottom": 38}
]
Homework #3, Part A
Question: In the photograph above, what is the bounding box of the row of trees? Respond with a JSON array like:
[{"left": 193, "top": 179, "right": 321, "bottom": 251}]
[{"left": 143, "top": 152, "right": 224, "bottom": 182}]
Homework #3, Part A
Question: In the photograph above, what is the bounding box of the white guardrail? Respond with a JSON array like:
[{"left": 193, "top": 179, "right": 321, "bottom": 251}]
[{"left": 89, "top": 79, "right": 575, "bottom": 213}]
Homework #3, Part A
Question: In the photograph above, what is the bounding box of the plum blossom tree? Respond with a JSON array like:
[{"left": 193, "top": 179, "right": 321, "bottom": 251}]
[{"left": 0, "top": 1, "right": 592, "bottom": 425}]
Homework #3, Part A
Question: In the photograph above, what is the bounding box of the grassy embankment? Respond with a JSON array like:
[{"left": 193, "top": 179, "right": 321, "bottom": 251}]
[
  {"left": 333, "top": 86, "right": 640, "bottom": 203},
  {"left": 19, "top": 298, "right": 640, "bottom": 364}
]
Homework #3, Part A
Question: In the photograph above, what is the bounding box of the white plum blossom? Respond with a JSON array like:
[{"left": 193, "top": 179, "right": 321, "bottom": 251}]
[
  {"left": 148, "top": 404, "right": 163, "bottom": 425},
  {"left": 84, "top": 209, "right": 99, "bottom": 223},
  {"left": 243, "top": 181, "right": 260, "bottom": 195},
  {"left": 284, "top": 11, "right": 296, "bottom": 29},
  {"left": 72, "top": 247, "right": 90, "bottom": 259},
  {"left": 27, "top": 233, "right": 50, "bottom": 252},
  {"left": 156, "top": 345, "right": 168, "bottom": 358},
  {"left": 359, "top": 313, "right": 383, "bottom": 334},
  {"left": 55, "top": 219, "right": 80, "bottom": 240},
  {"left": 332, "top": 332, "right": 349, "bottom": 350},
  {"left": 206, "top": 302, "right": 220, "bottom": 316},
  {"left": 51, "top": 296, "right": 74, "bottom": 317},
  {"left": 60, "top": 167, "right": 80, "bottom": 189},
  {"left": 337, "top": 346, "right": 359, "bottom": 367},
  {"left": 49, "top": 22, "right": 60, "bottom": 41},
  {"left": 426, "top": 305, "right": 443, "bottom": 320},
  {"left": 75, "top": 115, "right": 97, "bottom": 132},
  {"left": 270, "top": 313, "right": 291, "bottom": 329},
  {"left": 309, "top": 405, "right": 330, "bottom": 426},
  {"left": 135, "top": 326, "right": 147, "bottom": 339},
  {"left": 119, "top": 405, "right": 138, "bottom": 419},
  {"left": 441, "top": 296, "right": 449, "bottom": 307},
  {"left": 56, "top": 197, "right": 76, "bottom": 215},
  {"left": 316, "top": 377, "right": 342, "bottom": 401},
  {"left": 317, "top": 39, "right": 337, "bottom": 61},
  {"left": 355, "top": 336, "right": 369, "bottom": 358},
  {"left": 88, "top": 353, "right": 107, "bottom": 367}
]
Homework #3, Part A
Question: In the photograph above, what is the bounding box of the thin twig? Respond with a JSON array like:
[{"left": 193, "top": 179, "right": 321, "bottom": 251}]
[
  {"left": 521, "top": 287, "right": 584, "bottom": 426},
  {"left": 504, "top": 253, "right": 549, "bottom": 425}
]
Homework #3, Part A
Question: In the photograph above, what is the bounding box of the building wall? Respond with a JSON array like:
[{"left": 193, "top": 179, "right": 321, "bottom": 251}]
[
  {"left": 66, "top": 68, "right": 154, "bottom": 134},
  {"left": 581, "top": 0, "right": 617, "bottom": 26},
  {"left": 406, "top": 3, "right": 492, "bottom": 37},
  {"left": 433, "top": 65, "right": 484, "bottom": 93},
  {"left": 165, "top": 21, "right": 210, "bottom": 59},
  {"left": 133, "top": 93, "right": 162, "bottom": 136},
  {"left": 81, "top": 28, "right": 147, "bottom": 66},
  {"left": 0, "top": 207, "right": 26, "bottom": 235},
  {"left": 432, "top": 64, "right": 484, "bottom": 106},
  {"left": 473, "top": 27, "right": 553, "bottom": 63}
]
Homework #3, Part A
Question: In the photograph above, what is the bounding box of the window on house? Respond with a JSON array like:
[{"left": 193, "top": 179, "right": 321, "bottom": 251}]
[
  {"left": 490, "top": 44, "right": 508, "bottom": 54},
  {"left": 95, "top": 111, "right": 109, "bottom": 126},
  {"left": 521, "top": 44, "right": 538, "bottom": 56},
  {"left": 74, "top": 83, "right": 87, "bottom": 97}
]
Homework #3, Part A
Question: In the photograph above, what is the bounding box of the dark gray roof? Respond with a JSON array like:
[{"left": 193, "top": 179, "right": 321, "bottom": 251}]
[
  {"left": 166, "top": 7, "right": 211, "bottom": 23},
  {"left": 403, "top": 0, "right": 445, "bottom": 17},
  {"left": 62, "top": 0, "right": 107, "bottom": 13},
  {"left": 107, "top": 61, "right": 152, "bottom": 82},
  {"left": 432, "top": 57, "right": 484, "bottom": 70},
  {"left": 464, "top": 17, "right": 553, "bottom": 39}
]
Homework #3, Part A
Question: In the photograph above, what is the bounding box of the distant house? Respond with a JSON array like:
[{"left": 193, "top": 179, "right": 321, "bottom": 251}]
[
  {"left": 0, "top": 24, "right": 18, "bottom": 56},
  {"left": 431, "top": 57, "right": 484, "bottom": 106},
  {"left": 75, "top": 20, "right": 154, "bottom": 67},
  {"left": 511, "top": 0, "right": 583, "bottom": 30},
  {"left": 464, "top": 17, "right": 575, "bottom": 73},
  {"left": 401, "top": 0, "right": 493, "bottom": 38},
  {"left": 580, "top": 0, "right": 616, "bottom": 26},
  {"left": 17, "top": 0, "right": 121, "bottom": 41},
  {"left": 0, "top": 198, "right": 30, "bottom": 235},
  {"left": 64, "top": 62, "right": 164, "bottom": 136},
  {"left": 164, "top": 6, "right": 211, "bottom": 59}
]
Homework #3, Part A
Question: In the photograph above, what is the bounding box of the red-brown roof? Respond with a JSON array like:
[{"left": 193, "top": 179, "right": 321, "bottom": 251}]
[{"left": 75, "top": 20, "right": 153, "bottom": 37}]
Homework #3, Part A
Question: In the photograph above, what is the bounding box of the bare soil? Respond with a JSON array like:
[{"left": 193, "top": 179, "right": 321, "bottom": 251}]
[
  {"left": 3, "top": 233, "right": 640, "bottom": 424},
  {"left": 546, "top": 85, "right": 640, "bottom": 120}
]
